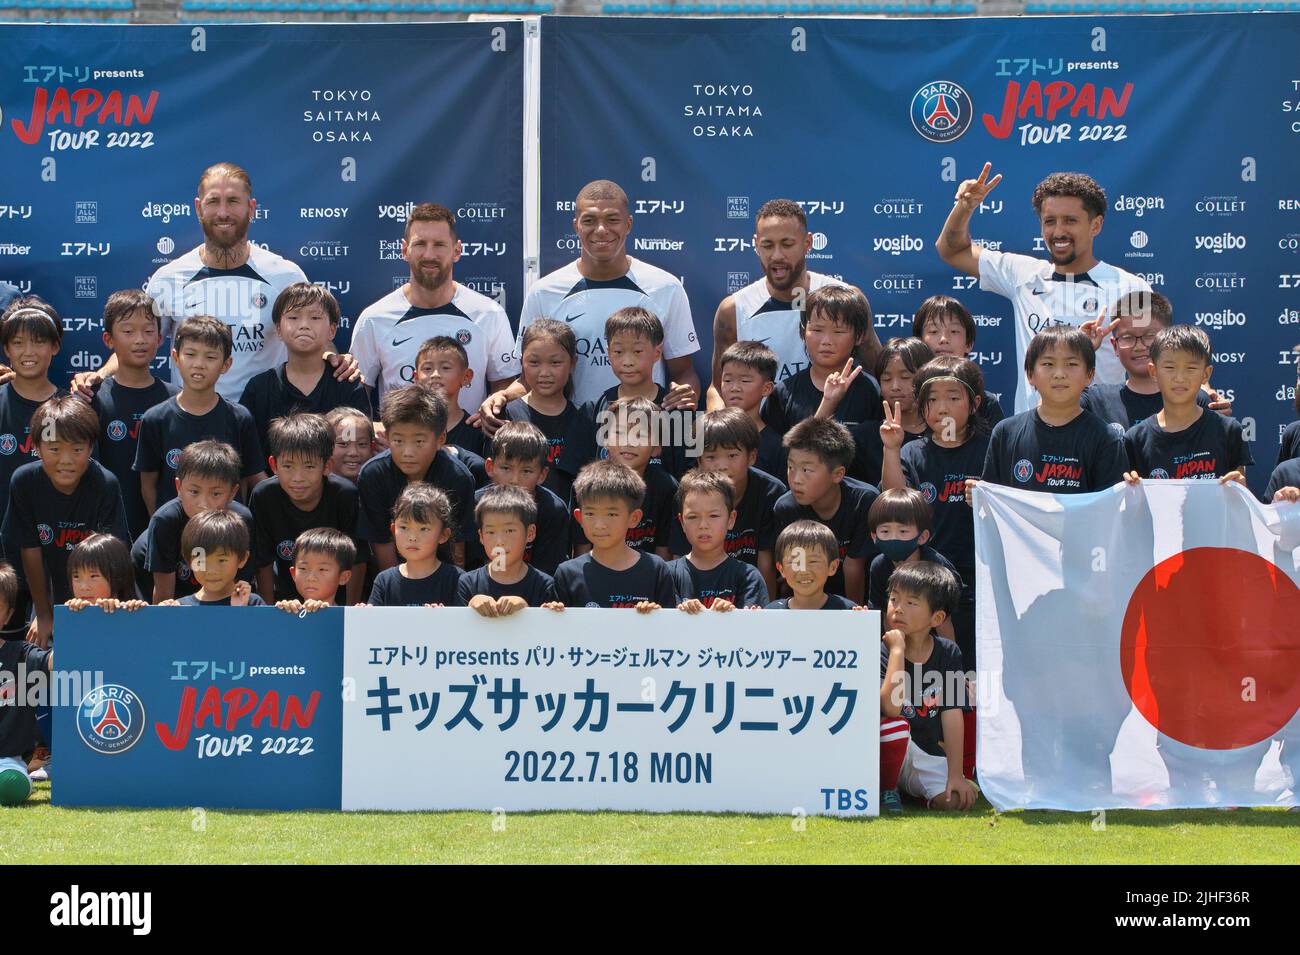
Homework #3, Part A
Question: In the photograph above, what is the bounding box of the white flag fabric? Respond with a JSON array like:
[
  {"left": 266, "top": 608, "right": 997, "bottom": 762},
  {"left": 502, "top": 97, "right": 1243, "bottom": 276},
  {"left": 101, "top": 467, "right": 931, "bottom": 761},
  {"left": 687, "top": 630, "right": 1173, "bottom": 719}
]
[{"left": 974, "top": 480, "right": 1300, "bottom": 810}]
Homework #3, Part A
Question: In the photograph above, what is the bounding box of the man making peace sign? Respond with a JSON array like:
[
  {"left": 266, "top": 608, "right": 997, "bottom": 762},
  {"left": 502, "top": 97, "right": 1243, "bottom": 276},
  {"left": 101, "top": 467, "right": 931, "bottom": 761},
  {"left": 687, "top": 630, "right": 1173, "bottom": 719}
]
[{"left": 935, "top": 164, "right": 1151, "bottom": 414}]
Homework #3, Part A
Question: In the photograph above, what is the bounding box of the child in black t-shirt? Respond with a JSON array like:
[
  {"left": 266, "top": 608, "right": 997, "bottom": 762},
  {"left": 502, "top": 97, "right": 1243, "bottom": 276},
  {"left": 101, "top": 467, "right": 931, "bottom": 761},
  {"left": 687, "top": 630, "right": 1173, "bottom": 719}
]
[
  {"left": 503, "top": 318, "right": 580, "bottom": 502},
  {"left": 325, "top": 406, "right": 376, "bottom": 485},
  {"left": 356, "top": 385, "right": 475, "bottom": 571},
  {"left": 136, "top": 440, "right": 255, "bottom": 602},
  {"left": 0, "top": 561, "right": 51, "bottom": 805},
  {"left": 866, "top": 488, "right": 959, "bottom": 640},
  {"left": 0, "top": 298, "right": 63, "bottom": 543},
  {"left": 277, "top": 527, "right": 355, "bottom": 614},
  {"left": 65, "top": 534, "right": 147, "bottom": 614},
  {"left": 134, "top": 315, "right": 267, "bottom": 513},
  {"left": 250, "top": 413, "right": 366, "bottom": 605},
  {"left": 669, "top": 470, "right": 768, "bottom": 612},
  {"left": 883, "top": 355, "right": 990, "bottom": 673},
  {"left": 4, "top": 396, "right": 130, "bottom": 644},
  {"left": 593, "top": 396, "right": 678, "bottom": 561},
  {"left": 414, "top": 335, "right": 486, "bottom": 458},
  {"left": 466, "top": 421, "right": 571, "bottom": 575},
  {"left": 239, "top": 283, "right": 371, "bottom": 460},
  {"left": 159, "top": 509, "right": 265, "bottom": 607},
  {"left": 761, "top": 285, "right": 882, "bottom": 431},
  {"left": 367, "top": 484, "right": 462, "bottom": 607},
  {"left": 551, "top": 460, "right": 676, "bottom": 610},
  {"left": 90, "top": 289, "right": 179, "bottom": 540},
  {"left": 1123, "top": 325, "right": 1252, "bottom": 485},
  {"left": 912, "top": 295, "right": 1005, "bottom": 427},
  {"left": 715, "top": 341, "right": 784, "bottom": 479},
  {"left": 764, "top": 520, "right": 855, "bottom": 610},
  {"left": 683, "top": 408, "right": 786, "bottom": 596},
  {"left": 878, "top": 561, "right": 975, "bottom": 812},
  {"left": 456, "top": 484, "right": 557, "bottom": 614},
  {"left": 771, "top": 417, "right": 877, "bottom": 604},
  {"left": 970, "top": 326, "right": 1127, "bottom": 499}
]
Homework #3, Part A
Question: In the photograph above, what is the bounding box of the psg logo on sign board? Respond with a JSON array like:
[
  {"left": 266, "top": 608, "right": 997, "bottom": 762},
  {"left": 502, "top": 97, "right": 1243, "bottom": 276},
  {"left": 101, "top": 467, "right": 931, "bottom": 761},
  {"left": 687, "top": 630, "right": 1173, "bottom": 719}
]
[
  {"left": 910, "top": 81, "right": 973, "bottom": 144},
  {"left": 77, "top": 684, "right": 146, "bottom": 755}
]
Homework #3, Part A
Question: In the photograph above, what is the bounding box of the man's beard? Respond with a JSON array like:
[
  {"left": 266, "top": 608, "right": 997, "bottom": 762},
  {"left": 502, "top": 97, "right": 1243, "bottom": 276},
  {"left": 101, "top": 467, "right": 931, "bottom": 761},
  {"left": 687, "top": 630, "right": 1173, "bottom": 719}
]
[
  {"left": 411, "top": 262, "right": 450, "bottom": 292},
  {"left": 766, "top": 257, "right": 806, "bottom": 292},
  {"left": 201, "top": 213, "right": 251, "bottom": 250}
]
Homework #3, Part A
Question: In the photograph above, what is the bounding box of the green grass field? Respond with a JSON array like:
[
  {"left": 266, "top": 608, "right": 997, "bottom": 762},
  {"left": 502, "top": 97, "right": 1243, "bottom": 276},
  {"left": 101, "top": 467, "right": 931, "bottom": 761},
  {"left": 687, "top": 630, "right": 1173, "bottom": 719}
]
[{"left": 5, "top": 783, "right": 1296, "bottom": 864}]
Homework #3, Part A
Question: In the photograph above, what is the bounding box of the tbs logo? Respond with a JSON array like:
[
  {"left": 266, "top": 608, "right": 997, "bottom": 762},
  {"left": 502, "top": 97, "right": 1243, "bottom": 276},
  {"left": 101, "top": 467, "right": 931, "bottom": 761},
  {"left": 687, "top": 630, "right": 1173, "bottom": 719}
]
[
  {"left": 1013, "top": 459, "right": 1034, "bottom": 483},
  {"left": 165, "top": 448, "right": 182, "bottom": 470},
  {"left": 107, "top": 419, "right": 128, "bottom": 441},
  {"left": 37, "top": 523, "right": 53, "bottom": 545},
  {"left": 278, "top": 540, "right": 295, "bottom": 561}
]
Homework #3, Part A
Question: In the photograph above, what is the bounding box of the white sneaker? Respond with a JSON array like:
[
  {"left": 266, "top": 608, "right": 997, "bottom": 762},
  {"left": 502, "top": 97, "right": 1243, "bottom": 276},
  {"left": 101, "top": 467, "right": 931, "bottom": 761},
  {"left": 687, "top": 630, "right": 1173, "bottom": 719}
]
[{"left": 29, "top": 761, "right": 49, "bottom": 783}]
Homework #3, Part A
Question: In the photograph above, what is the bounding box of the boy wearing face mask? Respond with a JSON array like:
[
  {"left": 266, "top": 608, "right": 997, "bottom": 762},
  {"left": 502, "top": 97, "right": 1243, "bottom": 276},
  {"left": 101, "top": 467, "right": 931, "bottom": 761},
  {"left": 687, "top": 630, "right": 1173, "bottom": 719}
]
[{"left": 866, "top": 487, "right": 958, "bottom": 641}]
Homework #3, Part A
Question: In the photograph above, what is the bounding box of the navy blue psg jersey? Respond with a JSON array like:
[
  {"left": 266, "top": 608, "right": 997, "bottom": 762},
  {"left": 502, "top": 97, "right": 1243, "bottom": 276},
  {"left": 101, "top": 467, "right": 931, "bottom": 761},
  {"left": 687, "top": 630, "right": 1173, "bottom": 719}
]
[
  {"left": 0, "top": 382, "right": 61, "bottom": 521},
  {"left": 92, "top": 377, "right": 179, "bottom": 539}
]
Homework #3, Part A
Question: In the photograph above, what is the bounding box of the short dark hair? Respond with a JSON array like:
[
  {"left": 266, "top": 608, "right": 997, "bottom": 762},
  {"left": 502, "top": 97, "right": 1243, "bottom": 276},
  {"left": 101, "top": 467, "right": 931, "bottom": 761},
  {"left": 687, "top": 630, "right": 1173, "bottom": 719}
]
[
  {"left": 180, "top": 508, "right": 250, "bottom": 564},
  {"left": 913, "top": 356, "right": 987, "bottom": 440},
  {"left": 774, "top": 519, "right": 839, "bottom": 567},
  {"left": 174, "top": 315, "right": 232, "bottom": 361},
  {"left": 801, "top": 285, "right": 872, "bottom": 341},
  {"left": 874, "top": 336, "right": 934, "bottom": 380},
  {"left": 272, "top": 282, "right": 339, "bottom": 327},
  {"left": 887, "top": 561, "right": 961, "bottom": 618},
  {"left": 1032, "top": 171, "right": 1108, "bottom": 220},
  {"left": 783, "top": 417, "right": 855, "bottom": 472},
  {"left": 0, "top": 560, "right": 17, "bottom": 611},
  {"left": 490, "top": 421, "right": 549, "bottom": 469},
  {"left": 404, "top": 202, "right": 457, "bottom": 241},
  {"left": 176, "top": 440, "right": 241, "bottom": 485},
  {"left": 1149, "top": 325, "right": 1212, "bottom": 366},
  {"left": 31, "top": 395, "right": 98, "bottom": 447},
  {"left": 576, "top": 179, "right": 628, "bottom": 210},
  {"left": 699, "top": 408, "right": 759, "bottom": 455},
  {"left": 392, "top": 482, "right": 455, "bottom": 534},
  {"left": 755, "top": 198, "right": 807, "bottom": 231},
  {"left": 573, "top": 459, "right": 645, "bottom": 510},
  {"left": 380, "top": 384, "right": 448, "bottom": 436},
  {"left": 416, "top": 336, "right": 469, "bottom": 371},
  {"left": 676, "top": 468, "right": 735, "bottom": 514},
  {"left": 103, "top": 289, "right": 160, "bottom": 335},
  {"left": 600, "top": 396, "right": 661, "bottom": 450},
  {"left": 67, "top": 533, "right": 135, "bottom": 601},
  {"left": 1024, "top": 325, "right": 1095, "bottom": 375},
  {"left": 324, "top": 406, "right": 375, "bottom": 443},
  {"left": 720, "top": 340, "right": 778, "bottom": 383},
  {"left": 868, "top": 487, "right": 932, "bottom": 534},
  {"left": 912, "top": 295, "right": 977, "bottom": 348},
  {"left": 268, "top": 413, "right": 334, "bottom": 464},
  {"left": 0, "top": 296, "right": 62, "bottom": 348},
  {"left": 605, "top": 306, "right": 664, "bottom": 347},
  {"left": 293, "top": 527, "right": 356, "bottom": 571},
  {"left": 1113, "top": 290, "right": 1173, "bottom": 331},
  {"left": 475, "top": 483, "right": 537, "bottom": 528}
]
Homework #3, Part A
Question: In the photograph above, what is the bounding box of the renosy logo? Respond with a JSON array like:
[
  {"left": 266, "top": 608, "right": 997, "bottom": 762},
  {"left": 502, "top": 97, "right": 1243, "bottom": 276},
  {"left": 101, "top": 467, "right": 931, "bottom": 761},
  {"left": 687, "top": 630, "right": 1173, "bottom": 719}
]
[{"left": 1194, "top": 233, "right": 1246, "bottom": 253}]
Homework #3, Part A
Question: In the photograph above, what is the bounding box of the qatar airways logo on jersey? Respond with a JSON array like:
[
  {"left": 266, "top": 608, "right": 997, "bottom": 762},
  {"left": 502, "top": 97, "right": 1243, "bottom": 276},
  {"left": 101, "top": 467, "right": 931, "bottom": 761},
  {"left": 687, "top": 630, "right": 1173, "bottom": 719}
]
[
  {"left": 982, "top": 80, "right": 1133, "bottom": 143},
  {"left": 9, "top": 86, "right": 158, "bottom": 147}
]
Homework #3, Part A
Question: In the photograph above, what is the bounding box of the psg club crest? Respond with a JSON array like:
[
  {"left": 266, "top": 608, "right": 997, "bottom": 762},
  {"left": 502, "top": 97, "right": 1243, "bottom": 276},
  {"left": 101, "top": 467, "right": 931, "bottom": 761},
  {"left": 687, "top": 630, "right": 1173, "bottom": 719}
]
[
  {"left": 37, "top": 523, "right": 53, "bottom": 546},
  {"left": 456, "top": 329, "right": 472, "bottom": 346},
  {"left": 107, "top": 420, "right": 128, "bottom": 442},
  {"left": 1150, "top": 468, "right": 1170, "bottom": 479},
  {"left": 910, "top": 81, "right": 973, "bottom": 144},
  {"left": 165, "top": 448, "right": 182, "bottom": 470},
  {"left": 0, "top": 434, "right": 15, "bottom": 455},
  {"left": 77, "top": 684, "right": 146, "bottom": 755},
  {"left": 251, "top": 292, "right": 268, "bottom": 308},
  {"left": 1013, "top": 459, "right": 1035, "bottom": 483},
  {"left": 920, "top": 482, "right": 938, "bottom": 504},
  {"left": 278, "top": 540, "right": 295, "bottom": 561}
]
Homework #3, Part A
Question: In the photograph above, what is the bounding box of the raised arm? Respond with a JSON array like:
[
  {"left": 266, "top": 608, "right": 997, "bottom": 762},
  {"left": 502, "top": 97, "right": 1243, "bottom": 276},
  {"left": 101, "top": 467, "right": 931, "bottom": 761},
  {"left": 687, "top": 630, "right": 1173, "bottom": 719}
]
[{"left": 935, "top": 162, "right": 1002, "bottom": 279}]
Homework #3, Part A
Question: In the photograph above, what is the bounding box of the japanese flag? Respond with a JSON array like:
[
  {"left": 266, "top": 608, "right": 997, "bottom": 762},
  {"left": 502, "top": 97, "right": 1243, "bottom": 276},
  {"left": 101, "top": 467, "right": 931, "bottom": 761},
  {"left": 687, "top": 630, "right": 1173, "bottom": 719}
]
[{"left": 974, "top": 480, "right": 1300, "bottom": 810}]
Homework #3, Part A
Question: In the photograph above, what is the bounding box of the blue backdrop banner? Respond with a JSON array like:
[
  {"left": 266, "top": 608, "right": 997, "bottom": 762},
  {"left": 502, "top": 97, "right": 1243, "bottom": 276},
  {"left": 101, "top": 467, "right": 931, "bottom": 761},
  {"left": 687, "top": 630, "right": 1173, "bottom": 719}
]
[
  {"left": 540, "top": 13, "right": 1300, "bottom": 494},
  {"left": 0, "top": 21, "right": 525, "bottom": 382}
]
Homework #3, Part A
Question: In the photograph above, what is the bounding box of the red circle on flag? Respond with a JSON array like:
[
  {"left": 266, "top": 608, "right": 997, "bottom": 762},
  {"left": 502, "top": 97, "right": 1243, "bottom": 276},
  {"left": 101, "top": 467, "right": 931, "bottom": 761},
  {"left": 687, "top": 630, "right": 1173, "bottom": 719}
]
[{"left": 1120, "top": 547, "right": 1300, "bottom": 749}]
